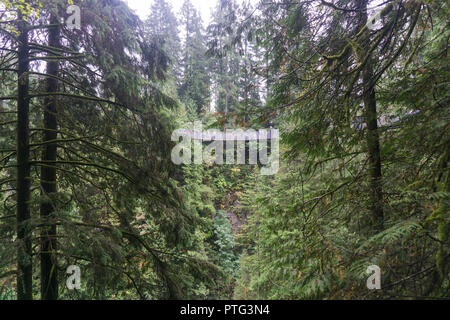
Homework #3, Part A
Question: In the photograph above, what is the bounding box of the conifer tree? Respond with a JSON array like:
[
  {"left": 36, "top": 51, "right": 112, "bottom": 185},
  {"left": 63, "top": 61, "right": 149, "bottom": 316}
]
[{"left": 178, "top": 0, "right": 211, "bottom": 116}]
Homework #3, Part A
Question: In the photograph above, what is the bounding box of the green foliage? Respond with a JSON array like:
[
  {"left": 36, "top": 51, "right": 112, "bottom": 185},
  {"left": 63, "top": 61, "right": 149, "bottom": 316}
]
[
  {"left": 1, "top": 0, "right": 448, "bottom": 301},
  {"left": 229, "top": 0, "right": 449, "bottom": 300},
  {"left": 211, "top": 210, "right": 238, "bottom": 275}
]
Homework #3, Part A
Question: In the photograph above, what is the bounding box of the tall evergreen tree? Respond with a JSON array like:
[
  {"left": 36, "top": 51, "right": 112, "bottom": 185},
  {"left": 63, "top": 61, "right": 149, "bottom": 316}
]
[
  {"left": 16, "top": 9, "right": 32, "bottom": 301},
  {"left": 178, "top": 0, "right": 211, "bottom": 116},
  {"left": 145, "top": 0, "right": 180, "bottom": 78},
  {"left": 39, "top": 9, "right": 59, "bottom": 301}
]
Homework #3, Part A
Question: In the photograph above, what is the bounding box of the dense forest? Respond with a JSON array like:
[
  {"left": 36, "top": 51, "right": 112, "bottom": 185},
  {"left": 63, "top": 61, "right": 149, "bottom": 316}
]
[{"left": 0, "top": 0, "right": 448, "bottom": 300}]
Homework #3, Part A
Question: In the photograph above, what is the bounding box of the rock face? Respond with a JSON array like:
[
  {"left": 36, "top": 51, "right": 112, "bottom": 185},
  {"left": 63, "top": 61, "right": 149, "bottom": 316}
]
[
  {"left": 219, "top": 193, "right": 248, "bottom": 235},
  {"left": 226, "top": 206, "right": 247, "bottom": 235}
]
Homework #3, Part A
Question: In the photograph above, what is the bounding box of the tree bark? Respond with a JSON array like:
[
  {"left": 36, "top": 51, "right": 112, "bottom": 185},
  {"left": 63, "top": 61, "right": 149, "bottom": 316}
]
[
  {"left": 40, "top": 14, "right": 60, "bottom": 300},
  {"left": 16, "top": 15, "right": 32, "bottom": 300},
  {"left": 357, "top": 0, "right": 384, "bottom": 232}
]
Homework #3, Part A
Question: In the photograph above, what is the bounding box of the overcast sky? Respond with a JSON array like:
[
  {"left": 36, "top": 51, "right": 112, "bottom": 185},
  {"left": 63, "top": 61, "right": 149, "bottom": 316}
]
[{"left": 126, "top": 0, "right": 217, "bottom": 25}]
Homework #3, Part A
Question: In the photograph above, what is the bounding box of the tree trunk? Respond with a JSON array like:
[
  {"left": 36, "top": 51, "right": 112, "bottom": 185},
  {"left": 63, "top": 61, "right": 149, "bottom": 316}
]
[
  {"left": 16, "top": 15, "right": 32, "bottom": 300},
  {"left": 357, "top": 0, "right": 384, "bottom": 232},
  {"left": 40, "top": 15, "right": 60, "bottom": 300}
]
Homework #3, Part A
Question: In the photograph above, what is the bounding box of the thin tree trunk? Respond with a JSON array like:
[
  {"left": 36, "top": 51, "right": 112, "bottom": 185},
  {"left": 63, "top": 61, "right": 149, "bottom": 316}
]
[
  {"left": 225, "top": 81, "right": 229, "bottom": 115},
  {"left": 357, "top": 0, "right": 384, "bottom": 232},
  {"left": 16, "top": 15, "right": 32, "bottom": 300},
  {"left": 40, "top": 14, "right": 60, "bottom": 300}
]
